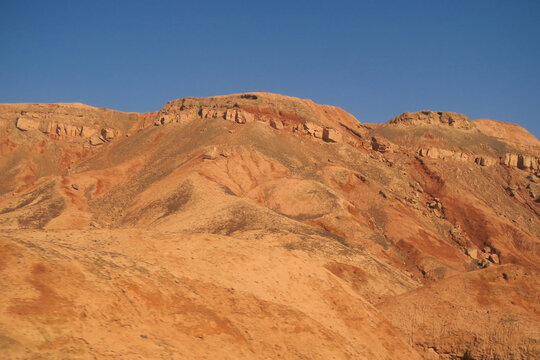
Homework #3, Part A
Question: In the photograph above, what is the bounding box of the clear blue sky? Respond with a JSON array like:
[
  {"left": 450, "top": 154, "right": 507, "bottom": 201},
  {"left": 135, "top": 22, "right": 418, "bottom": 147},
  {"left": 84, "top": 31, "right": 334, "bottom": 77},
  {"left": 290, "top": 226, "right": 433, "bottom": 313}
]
[{"left": 1, "top": 0, "right": 539, "bottom": 137}]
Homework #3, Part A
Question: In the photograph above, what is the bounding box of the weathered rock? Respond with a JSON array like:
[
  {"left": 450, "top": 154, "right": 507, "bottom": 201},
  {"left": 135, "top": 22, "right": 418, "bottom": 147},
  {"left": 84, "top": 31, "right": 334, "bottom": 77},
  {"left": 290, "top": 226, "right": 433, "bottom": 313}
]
[
  {"left": 304, "top": 122, "right": 323, "bottom": 138},
  {"left": 388, "top": 110, "right": 474, "bottom": 130},
  {"left": 222, "top": 108, "right": 254, "bottom": 124},
  {"left": 323, "top": 128, "right": 342, "bottom": 143},
  {"left": 489, "top": 253, "right": 499, "bottom": 264},
  {"left": 474, "top": 157, "right": 495, "bottom": 167},
  {"left": 155, "top": 114, "right": 176, "bottom": 126},
  {"left": 371, "top": 137, "right": 389, "bottom": 153},
  {"left": 16, "top": 116, "right": 39, "bottom": 131},
  {"left": 237, "top": 110, "right": 254, "bottom": 124},
  {"left": 517, "top": 154, "right": 533, "bottom": 170},
  {"left": 220, "top": 149, "right": 230, "bottom": 157},
  {"left": 57, "top": 123, "right": 83, "bottom": 137},
  {"left": 225, "top": 109, "right": 237, "bottom": 122},
  {"left": 478, "top": 258, "right": 492, "bottom": 268},
  {"left": 502, "top": 153, "right": 519, "bottom": 167},
  {"left": 427, "top": 199, "right": 442, "bottom": 210},
  {"left": 466, "top": 247, "right": 478, "bottom": 260},
  {"left": 270, "top": 119, "right": 284, "bottom": 130},
  {"left": 419, "top": 147, "right": 473, "bottom": 162},
  {"left": 202, "top": 147, "right": 219, "bottom": 160},
  {"left": 89, "top": 135, "right": 105, "bottom": 146},
  {"left": 38, "top": 121, "right": 55, "bottom": 134},
  {"left": 101, "top": 128, "right": 115, "bottom": 141}
]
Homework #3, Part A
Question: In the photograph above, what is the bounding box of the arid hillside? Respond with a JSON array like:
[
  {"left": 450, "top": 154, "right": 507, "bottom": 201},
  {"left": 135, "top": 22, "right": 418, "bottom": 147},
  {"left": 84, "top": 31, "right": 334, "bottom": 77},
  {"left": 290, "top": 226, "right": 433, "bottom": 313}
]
[{"left": 0, "top": 93, "right": 539, "bottom": 359}]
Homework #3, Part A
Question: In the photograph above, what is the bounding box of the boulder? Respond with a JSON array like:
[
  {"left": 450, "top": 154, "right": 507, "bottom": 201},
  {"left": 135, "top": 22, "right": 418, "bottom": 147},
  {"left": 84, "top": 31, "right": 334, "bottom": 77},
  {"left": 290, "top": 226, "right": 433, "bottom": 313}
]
[
  {"left": 475, "top": 157, "right": 495, "bottom": 166},
  {"left": 427, "top": 199, "right": 442, "bottom": 210},
  {"left": 489, "top": 253, "right": 500, "bottom": 264},
  {"left": 427, "top": 148, "right": 440, "bottom": 158},
  {"left": 479, "top": 258, "right": 492, "bottom": 268},
  {"left": 202, "top": 147, "right": 219, "bottom": 160},
  {"left": 101, "top": 128, "right": 115, "bottom": 141},
  {"left": 89, "top": 135, "right": 105, "bottom": 146},
  {"left": 16, "top": 116, "right": 39, "bottom": 131},
  {"left": 323, "top": 128, "right": 342, "bottom": 143},
  {"left": 270, "top": 119, "right": 284, "bottom": 130},
  {"left": 304, "top": 122, "right": 323, "bottom": 139},
  {"left": 466, "top": 247, "right": 478, "bottom": 260}
]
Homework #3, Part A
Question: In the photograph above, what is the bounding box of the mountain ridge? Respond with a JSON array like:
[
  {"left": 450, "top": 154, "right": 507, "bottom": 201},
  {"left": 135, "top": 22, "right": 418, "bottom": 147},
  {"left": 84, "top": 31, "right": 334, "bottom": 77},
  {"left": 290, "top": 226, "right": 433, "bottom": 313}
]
[{"left": 0, "top": 93, "right": 539, "bottom": 359}]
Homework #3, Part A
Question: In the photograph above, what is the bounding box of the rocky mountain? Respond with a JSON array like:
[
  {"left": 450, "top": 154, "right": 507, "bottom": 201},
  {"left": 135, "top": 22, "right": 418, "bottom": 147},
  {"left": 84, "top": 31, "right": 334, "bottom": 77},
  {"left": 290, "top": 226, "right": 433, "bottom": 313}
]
[{"left": 0, "top": 93, "right": 538, "bottom": 359}]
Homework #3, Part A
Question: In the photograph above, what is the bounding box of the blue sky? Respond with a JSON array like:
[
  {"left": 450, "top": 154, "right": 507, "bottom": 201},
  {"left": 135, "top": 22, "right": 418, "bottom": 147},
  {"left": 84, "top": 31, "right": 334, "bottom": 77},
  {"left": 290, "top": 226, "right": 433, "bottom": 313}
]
[{"left": 1, "top": 0, "right": 539, "bottom": 137}]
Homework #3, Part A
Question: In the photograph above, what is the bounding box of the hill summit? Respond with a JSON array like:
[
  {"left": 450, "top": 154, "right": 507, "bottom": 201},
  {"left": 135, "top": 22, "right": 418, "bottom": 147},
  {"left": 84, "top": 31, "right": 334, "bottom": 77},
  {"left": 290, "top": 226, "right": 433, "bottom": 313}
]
[{"left": 0, "top": 93, "right": 539, "bottom": 359}]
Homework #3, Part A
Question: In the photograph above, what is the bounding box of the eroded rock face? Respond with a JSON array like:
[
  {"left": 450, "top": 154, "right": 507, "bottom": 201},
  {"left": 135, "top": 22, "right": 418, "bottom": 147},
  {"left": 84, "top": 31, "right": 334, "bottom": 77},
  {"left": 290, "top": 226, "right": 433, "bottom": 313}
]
[
  {"left": 303, "top": 121, "right": 323, "bottom": 138},
  {"left": 16, "top": 116, "right": 40, "bottom": 131},
  {"left": 17, "top": 115, "right": 99, "bottom": 139},
  {"left": 501, "top": 153, "right": 540, "bottom": 171},
  {"left": 475, "top": 156, "right": 496, "bottom": 167},
  {"left": 154, "top": 93, "right": 347, "bottom": 144},
  {"left": 323, "top": 127, "right": 342, "bottom": 143},
  {"left": 6, "top": 104, "right": 139, "bottom": 147},
  {"left": 371, "top": 136, "right": 391, "bottom": 152},
  {"left": 270, "top": 119, "right": 284, "bottom": 130},
  {"left": 503, "top": 153, "right": 519, "bottom": 167},
  {"left": 389, "top": 110, "right": 474, "bottom": 130},
  {"left": 89, "top": 134, "right": 105, "bottom": 146}
]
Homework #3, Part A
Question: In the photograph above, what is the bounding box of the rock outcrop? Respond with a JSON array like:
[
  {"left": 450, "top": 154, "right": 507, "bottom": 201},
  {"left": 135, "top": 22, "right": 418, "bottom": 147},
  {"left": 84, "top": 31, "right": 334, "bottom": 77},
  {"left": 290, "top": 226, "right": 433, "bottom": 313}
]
[
  {"left": 389, "top": 110, "right": 474, "bottom": 130},
  {"left": 418, "top": 147, "right": 471, "bottom": 161},
  {"left": 501, "top": 153, "right": 540, "bottom": 171},
  {"left": 16, "top": 115, "right": 100, "bottom": 139},
  {"left": 417, "top": 146, "right": 540, "bottom": 171},
  {"left": 153, "top": 93, "right": 348, "bottom": 144},
  {"left": 322, "top": 127, "right": 342, "bottom": 143},
  {"left": 474, "top": 156, "right": 497, "bottom": 167},
  {"left": 1, "top": 103, "right": 150, "bottom": 150},
  {"left": 15, "top": 116, "right": 40, "bottom": 131},
  {"left": 371, "top": 136, "right": 391, "bottom": 152}
]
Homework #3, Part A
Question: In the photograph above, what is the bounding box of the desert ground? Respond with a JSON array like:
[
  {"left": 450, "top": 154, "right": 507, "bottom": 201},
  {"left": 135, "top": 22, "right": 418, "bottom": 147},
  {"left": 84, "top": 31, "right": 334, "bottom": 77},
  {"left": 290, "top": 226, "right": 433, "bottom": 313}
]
[{"left": 0, "top": 93, "right": 539, "bottom": 359}]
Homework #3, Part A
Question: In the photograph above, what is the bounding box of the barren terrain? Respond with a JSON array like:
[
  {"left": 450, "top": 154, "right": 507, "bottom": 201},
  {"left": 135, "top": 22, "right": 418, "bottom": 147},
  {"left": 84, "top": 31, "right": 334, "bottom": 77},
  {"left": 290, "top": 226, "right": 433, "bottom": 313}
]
[{"left": 0, "top": 93, "right": 538, "bottom": 359}]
